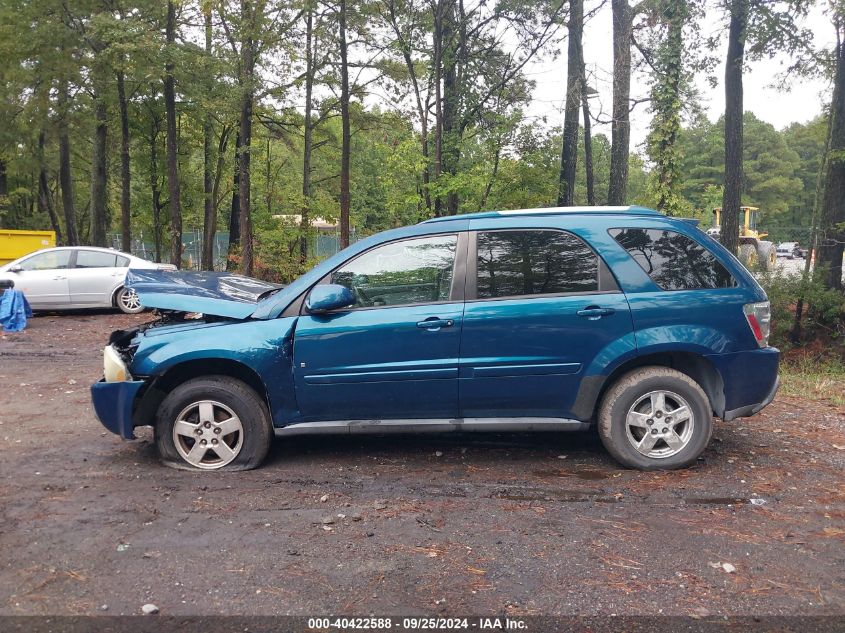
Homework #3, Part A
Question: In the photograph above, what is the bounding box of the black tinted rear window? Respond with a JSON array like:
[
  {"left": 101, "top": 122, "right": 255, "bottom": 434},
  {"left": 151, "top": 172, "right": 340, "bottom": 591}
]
[
  {"left": 610, "top": 228, "right": 736, "bottom": 290},
  {"left": 477, "top": 230, "right": 599, "bottom": 299}
]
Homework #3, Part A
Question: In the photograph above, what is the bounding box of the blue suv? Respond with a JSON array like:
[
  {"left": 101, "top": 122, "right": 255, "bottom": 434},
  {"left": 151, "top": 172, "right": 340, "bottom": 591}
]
[{"left": 91, "top": 206, "right": 779, "bottom": 471}]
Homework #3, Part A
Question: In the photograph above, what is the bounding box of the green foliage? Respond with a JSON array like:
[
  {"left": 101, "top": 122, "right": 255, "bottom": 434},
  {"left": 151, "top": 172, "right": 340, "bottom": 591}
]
[
  {"left": 677, "top": 112, "right": 806, "bottom": 222},
  {"left": 757, "top": 268, "right": 845, "bottom": 350},
  {"left": 644, "top": 0, "right": 691, "bottom": 217}
]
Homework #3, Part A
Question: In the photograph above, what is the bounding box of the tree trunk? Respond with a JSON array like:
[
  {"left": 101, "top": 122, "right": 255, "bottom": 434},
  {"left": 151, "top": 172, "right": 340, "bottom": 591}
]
[
  {"left": 164, "top": 0, "right": 182, "bottom": 267},
  {"left": 227, "top": 131, "right": 242, "bottom": 270},
  {"left": 432, "top": 2, "right": 443, "bottom": 217},
  {"left": 608, "top": 0, "right": 633, "bottom": 205},
  {"left": 212, "top": 125, "right": 230, "bottom": 232},
  {"left": 90, "top": 90, "right": 109, "bottom": 247},
  {"left": 37, "top": 131, "right": 63, "bottom": 244},
  {"left": 792, "top": 110, "right": 832, "bottom": 342},
  {"left": 387, "top": 0, "right": 432, "bottom": 216},
  {"left": 441, "top": 0, "right": 459, "bottom": 215},
  {"left": 558, "top": 0, "right": 583, "bottom": 206},
  {"left": 201, "top": 6, "right": 215, "bottom": 271},
  {"left": 237, "top": 0, "right": 257, "bottom": 277},
  {"left": 300, "top": 7, "right": 314, "bottom": 262},
  {"left": 265, "top": 137, "right": 272, "bottom": 215},
  {"left": 338, "top": 0, "right": 351, "bottom": 248},
  {"left": 57, "top": 79, "right": 78, "bottom": 246},
  {"left": 149, "top": 118, "right": 163, "bottom": 263},
  {"left": 581, "top": 66, "right": 595, "bottom": 205},
  {"left": 117, "top": 70, "right": 131, "bottom": 253},
  {"left": 649, "top": 0, "right": 686, "bottom": 216},
  {"left": 818, "top": 22, "right": 845, "bottom": 291},
  {"left": 201, "top": 120, "right": 215, "bottom": 270},
  {"left": 720, "top": 0, "right": 747, "bottom": 256}
]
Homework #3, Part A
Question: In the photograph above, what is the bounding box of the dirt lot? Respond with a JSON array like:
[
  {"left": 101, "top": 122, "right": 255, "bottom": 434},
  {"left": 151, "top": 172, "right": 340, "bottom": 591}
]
[{"left": 1, "top": 311, "right": 844, "bottom": 617}]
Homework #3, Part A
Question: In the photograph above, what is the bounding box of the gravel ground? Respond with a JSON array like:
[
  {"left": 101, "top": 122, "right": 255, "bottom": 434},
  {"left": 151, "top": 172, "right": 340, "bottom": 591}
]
[{"left": 0, "top": 311, "right": 844, "bottom": 617}]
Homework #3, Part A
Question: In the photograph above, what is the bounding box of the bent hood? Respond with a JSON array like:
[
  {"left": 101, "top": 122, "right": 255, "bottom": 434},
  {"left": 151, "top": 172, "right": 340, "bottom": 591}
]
[{"left": 126, "top": 269, "right": 283, "bottom": 319}]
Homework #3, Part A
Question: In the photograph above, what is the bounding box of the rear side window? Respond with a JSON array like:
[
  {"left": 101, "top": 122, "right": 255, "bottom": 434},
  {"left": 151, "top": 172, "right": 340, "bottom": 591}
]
[
  {"left": 476, "top": 230, "right": 599, "bottom": 299},
  {"left": 75, "top": 250, "right": 118, "bottom": 268},
  {"left": 610, "top": 228, "right": 736, "bottom": 290}
]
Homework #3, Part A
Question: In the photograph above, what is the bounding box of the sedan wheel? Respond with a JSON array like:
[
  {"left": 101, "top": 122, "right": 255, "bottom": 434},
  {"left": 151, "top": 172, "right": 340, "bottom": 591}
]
[
  {"left": 116, "top": 287, "right": 144, "bottom": 314},
  {"left": 172, "top": 400, "right": 244, "bottom": 469}
]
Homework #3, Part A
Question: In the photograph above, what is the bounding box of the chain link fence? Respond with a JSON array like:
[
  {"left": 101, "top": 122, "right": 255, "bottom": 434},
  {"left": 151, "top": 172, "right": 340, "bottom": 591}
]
[
  {"left": 110, "top": 228, "right": 358, "bottom": 271},
  {"left": 758, "top": 226, "right": 813, "bottom": 246},
  {"left": 109, "top": 229, "right": 230, "bottom": 270}
]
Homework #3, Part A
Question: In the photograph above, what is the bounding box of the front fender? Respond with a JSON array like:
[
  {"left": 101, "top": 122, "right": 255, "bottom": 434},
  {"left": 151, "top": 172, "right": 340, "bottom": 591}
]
[{"left": 130, "top": 317, "right": 298, "bottom": 425}]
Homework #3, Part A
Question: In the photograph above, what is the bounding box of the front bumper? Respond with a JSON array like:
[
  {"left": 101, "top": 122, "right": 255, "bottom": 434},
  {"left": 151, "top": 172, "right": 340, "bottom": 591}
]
[{"left": 90, "top": 379, "right": 147, "bottom": 439}]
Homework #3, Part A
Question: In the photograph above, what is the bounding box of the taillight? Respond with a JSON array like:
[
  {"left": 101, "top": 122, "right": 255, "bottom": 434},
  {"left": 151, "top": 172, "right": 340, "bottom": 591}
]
[{"left": 743, "top": 301, "right": 771, "bottom": 347}]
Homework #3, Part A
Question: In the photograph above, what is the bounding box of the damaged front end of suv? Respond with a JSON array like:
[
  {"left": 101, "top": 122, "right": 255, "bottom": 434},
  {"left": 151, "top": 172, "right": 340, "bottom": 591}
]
[{"left": 91, "top": 270, "right": 284, "bottom": 439}]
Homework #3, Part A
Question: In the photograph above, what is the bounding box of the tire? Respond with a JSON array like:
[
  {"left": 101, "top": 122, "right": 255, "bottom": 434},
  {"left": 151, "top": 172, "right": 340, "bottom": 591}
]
[
  {"left": 756, "top": 241, "right": 776, "bottom": 271},
  {"left": 738, "top": 244, "right": 757, "bottom": 270},
  {"left": 116, "top": 286, "right": 144, "bottom": 314},
  {"left": 155, "top": 376, "right": 273, "bottom": 471},
  {"left": 597, "top": 367, "right": 713, "bottom": 470}
]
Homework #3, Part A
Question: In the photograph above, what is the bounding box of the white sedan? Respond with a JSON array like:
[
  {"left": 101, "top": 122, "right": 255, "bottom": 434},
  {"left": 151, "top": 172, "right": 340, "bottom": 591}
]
[{"left": 0, "top": 247, "right": 176, "bottom": 313}]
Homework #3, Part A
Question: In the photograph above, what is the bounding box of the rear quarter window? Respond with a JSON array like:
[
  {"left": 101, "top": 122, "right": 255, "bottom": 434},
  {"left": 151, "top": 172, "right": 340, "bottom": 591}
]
[{"left": 610, "top": 228, "right": 736, "bottom": 290}]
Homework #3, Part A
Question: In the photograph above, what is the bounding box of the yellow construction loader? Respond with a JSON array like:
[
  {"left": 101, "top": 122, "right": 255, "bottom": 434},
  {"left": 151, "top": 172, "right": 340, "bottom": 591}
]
[{"left": 706, "top": 206, "right": 776, "bottom": 271}]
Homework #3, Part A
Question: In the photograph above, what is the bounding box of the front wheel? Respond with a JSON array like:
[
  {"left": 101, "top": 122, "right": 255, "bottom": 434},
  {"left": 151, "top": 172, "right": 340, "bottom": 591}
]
[
  {"left": 598, "top": 367, "right": 713, "bottom": 470},
  {"left": 756, "top": 241, "right": 776, "bottom": 271},
  {"left": 738, "top": 244, "right": 758, "bottom": 270},
  {"left": 155, "top": 376, "right": 273, "bottom": 471}
]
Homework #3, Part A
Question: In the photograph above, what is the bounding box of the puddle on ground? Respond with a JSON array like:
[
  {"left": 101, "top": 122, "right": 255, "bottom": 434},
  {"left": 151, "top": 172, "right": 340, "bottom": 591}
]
[
  {"left": 684, "top": 497, "right": 748, "bottom": 505},
  {"left": 532, "top": 468, "right": 612, "bottom": 481},
  {"left": 493, "top": 489, "right": 622, "bottom": 503}
]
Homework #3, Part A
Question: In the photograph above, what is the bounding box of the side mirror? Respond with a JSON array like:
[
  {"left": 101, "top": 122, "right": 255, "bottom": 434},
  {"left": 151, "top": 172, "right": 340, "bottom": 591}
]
[
  {"left": 8, "top": 265, "right": 22, "bottom": 273},
  {"left": 305, "top": 284, "right": 355, "bottom": 314}
]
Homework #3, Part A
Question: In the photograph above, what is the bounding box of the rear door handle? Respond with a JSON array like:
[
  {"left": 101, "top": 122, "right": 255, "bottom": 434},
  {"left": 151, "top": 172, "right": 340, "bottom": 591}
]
[
  {"left": 416, "top": 318, "right": 454, "bottom": 330},
  {"left": 577, "top": 306, "right": 615, "bottom": 320},
  {"left": 53, "top": 276, "right": 67, "bottom": 281}
]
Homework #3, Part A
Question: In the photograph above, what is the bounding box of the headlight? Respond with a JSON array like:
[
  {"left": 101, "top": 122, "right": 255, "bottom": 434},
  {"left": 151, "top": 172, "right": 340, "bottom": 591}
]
[{"left": 104, "top": 344, "right": 131, "bottom": 382}]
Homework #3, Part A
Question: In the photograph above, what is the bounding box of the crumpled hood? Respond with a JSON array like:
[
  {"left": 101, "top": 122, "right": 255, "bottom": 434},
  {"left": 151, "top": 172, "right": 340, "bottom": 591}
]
[{"left": 126, "top": 269, "right": 283, "bottom": 319}]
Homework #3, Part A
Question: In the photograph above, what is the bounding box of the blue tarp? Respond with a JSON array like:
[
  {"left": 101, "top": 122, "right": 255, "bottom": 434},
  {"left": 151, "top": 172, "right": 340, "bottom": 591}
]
[{"left": 0, "top": 289, "right": 33, "bottom": 332}]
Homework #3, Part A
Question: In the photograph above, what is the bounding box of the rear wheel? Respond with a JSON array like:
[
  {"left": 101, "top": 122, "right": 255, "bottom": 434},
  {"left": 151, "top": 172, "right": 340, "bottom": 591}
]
[
  {"left": 155, "top": 376, "right": 273, "bottom": 471},
  {"left": 116, "top": 287, "right": 144, "bottom": 314},
  {"left": 598, "top": 367, "right": 713, "bottom": 470}
]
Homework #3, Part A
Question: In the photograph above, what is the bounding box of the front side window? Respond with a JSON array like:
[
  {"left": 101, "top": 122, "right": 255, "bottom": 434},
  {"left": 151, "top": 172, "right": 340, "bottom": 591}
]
[
  {"left": 610, "top": 228, "right": 736, "bottom": 290},
  {"left": 476, "top": 230, "right": 599, "bottom": 299},
  {"left": 331, "top": 234, "right": 457, "bottom": 308},
  {"left": 19, "top": 250, "right": 72, "bottom": 271},
  {"left": 75, "top": 250, "right": 119, "bottom": 268}
]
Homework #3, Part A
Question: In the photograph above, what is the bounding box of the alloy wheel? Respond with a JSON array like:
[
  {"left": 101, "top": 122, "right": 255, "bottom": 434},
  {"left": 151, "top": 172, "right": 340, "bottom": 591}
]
[
  {"left": 119, "top": 288, "right": 142, "bottom": 312},
  {"left": 172, "top": 400, "right": 244, "bottom": 469},
  {"left": 624, "top": 390, "right": 695, "bottom": 459}
]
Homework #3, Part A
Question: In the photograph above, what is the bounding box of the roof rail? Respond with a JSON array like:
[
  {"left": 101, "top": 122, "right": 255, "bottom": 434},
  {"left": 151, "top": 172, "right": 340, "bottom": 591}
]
[{"left": 421, "top": 205, "right": 662, "bottom": 224}]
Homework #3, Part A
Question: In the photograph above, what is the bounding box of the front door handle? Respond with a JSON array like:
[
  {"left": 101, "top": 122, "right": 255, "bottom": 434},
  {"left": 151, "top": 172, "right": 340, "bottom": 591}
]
[
  {"left": 577, "top": 306, "right": 615, "bottom": 320},
  {"left": 53, "top": 276, "right": 67, "bottom": 281},
  {"left": 416, "top": 317, "right": 454, "bottom": 330}
]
